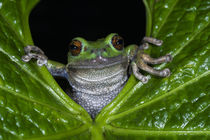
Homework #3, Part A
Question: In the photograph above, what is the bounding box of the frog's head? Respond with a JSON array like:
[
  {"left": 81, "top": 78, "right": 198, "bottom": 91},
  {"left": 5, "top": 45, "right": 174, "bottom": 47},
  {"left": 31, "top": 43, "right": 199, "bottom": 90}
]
[{"left": 67, "top": 33, "right": 128, "bottom": 69}]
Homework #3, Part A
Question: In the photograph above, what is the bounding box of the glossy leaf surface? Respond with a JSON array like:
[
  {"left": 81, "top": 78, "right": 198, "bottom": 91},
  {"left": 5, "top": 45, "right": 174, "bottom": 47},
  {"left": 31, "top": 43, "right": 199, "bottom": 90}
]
[
  {"left": 0, "top": 0, "right": 209, "bottom": 140},
  {"left": 98, "top": 0, "right": 210, "bottom": 139},
  {"left": 0, "top": 0, "right": 91, "bottom": 139}
]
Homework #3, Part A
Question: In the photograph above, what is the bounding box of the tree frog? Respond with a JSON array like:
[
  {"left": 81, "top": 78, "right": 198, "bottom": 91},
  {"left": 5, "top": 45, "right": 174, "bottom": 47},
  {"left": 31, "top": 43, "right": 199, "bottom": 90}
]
[{"left": 22, "top": 33, "right": 172, "bottom": 118}]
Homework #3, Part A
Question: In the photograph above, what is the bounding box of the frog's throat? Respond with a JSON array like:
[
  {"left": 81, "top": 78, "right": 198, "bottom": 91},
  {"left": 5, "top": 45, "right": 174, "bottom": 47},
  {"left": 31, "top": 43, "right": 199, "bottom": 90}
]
[
  {"left": 66, "top": 55, "right": 128, "bottom": 69},
  {"left": 65, "top": 54, "right": 129, "bottom": 95},
  {"left": 70, "top": 67, "right": 125, "bottom": 82},
  {"left": 66, "top": 61, "right": 128, "bottom": 95}
]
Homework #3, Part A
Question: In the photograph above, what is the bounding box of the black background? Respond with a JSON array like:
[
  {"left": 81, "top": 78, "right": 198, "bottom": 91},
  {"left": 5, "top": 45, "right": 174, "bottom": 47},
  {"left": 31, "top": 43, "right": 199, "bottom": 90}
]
[{"left": 29, "top": 0, "right": 146, "bottom": 64}]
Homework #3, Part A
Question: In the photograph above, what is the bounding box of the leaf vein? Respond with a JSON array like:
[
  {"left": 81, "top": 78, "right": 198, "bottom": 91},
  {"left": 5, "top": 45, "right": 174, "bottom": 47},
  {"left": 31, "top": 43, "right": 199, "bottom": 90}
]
[
  {"left": 105, "top": 125, "right": 210, "bottom": 135},
  {"left": 0, "top": 85, "right": 77, "bottom": 118},
  {"left": 173, "top": 20, "right": 210, "bottom": 57},
  {"left": 108, "top": 70, "right": 210, "bottom": 121}
]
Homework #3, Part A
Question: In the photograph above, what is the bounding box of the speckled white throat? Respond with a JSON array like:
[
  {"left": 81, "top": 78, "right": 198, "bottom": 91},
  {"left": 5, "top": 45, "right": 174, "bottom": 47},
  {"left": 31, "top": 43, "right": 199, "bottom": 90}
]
[{"left": 66, "top": 61, "right": 128, "bottom": 118}]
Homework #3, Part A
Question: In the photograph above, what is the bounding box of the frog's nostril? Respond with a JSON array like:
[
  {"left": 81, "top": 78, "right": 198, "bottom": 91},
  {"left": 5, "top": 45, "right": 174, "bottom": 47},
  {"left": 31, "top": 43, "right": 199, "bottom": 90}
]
[
  {"left": 102, "top": 48, "right": 107, "bottom": 52},
  {"left": 90, "top": 49, "right": 94, "bottom": 53},
  {"left": 90, "top": 49, "right": 106, "bottom": 55}
]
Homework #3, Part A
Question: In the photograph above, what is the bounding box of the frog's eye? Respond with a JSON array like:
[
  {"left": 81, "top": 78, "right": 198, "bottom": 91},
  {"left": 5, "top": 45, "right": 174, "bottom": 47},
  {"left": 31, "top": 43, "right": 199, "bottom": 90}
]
[
  {"left": 111, "top": 35, "right": 124, "bottom": 50},
  {"left": 69, "top": 40, "right": 82, "bottom": 56}
]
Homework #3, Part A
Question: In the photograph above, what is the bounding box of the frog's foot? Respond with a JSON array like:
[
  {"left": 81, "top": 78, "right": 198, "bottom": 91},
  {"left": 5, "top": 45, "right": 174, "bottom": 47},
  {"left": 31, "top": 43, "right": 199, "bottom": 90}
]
[
  {"left": 131, "top": 62, "right": 149, "bottom": 84},
  {"left": 22, "top": 45, "right": 48, "bottom": 66}
]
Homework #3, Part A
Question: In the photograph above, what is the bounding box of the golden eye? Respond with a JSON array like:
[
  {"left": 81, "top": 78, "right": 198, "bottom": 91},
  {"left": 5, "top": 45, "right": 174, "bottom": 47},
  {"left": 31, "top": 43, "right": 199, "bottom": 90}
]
[
  {"left": 111, "top": 35, "right": 124, "bottom": 50},
  {"left": 69, "top": 40, "right": 82, "bottom": 56}
]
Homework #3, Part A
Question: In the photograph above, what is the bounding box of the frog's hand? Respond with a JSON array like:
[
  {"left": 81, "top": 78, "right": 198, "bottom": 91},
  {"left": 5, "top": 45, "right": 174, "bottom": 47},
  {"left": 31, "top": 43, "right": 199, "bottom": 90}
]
[
  {"left": 132, "top": 38, "right": 172, "bottom": 83},
  {"left": 22, "top": 46, "right": 66, "bottom": 78},
  {"left": 47, "top": 60, "right": 67, "bottom": 78},
  {"left": 22, "top": 45, "right": 48, "bottom": 66}
]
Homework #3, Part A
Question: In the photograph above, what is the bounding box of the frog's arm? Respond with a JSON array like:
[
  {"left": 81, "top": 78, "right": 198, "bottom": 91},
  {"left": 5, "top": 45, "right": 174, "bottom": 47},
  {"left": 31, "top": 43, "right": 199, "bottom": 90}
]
[
  {"left": 22, "top": 45, "right": 67, "bottom": 78},
  {"left": 125, "top": 44, "right": 149, "bottom": 83},
  {"left": 46, "top": 60, "right": 67, "bottom": 78},
  {"left": 125, "top": 44, "right": 138, "bottom": 61}
]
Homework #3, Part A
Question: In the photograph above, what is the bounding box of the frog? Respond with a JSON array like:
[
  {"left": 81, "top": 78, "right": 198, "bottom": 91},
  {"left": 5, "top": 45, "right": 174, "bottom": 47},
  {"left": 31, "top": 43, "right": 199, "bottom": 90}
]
[{"left": 22, "top": 33, "right": 172, "bottom": 118}]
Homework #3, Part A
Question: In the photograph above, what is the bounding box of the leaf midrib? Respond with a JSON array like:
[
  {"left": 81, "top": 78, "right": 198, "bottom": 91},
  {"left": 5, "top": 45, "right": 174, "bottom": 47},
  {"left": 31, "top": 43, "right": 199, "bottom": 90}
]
[
  {"left": 105, "top": 125, "right": 210, "bottom": 136},
  {"left": 107, "top": 70, "right": 210, "bottom": 122}
]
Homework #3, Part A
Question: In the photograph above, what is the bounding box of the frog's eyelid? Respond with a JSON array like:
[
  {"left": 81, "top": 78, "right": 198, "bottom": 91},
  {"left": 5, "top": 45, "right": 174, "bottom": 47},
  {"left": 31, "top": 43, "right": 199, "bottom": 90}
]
[{"left": 84, "top": 46, "right": 90, "bottom": 52}]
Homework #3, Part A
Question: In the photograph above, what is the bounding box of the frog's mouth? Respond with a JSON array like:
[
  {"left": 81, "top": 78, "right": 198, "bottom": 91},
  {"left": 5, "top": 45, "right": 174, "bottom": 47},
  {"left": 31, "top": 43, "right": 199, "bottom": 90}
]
[{"left": 67, "top": 55, "right": 128, "bottom": 69}]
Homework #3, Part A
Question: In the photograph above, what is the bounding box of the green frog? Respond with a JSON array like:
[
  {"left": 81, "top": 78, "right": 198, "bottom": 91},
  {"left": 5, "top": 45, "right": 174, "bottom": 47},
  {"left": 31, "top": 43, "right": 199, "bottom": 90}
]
[{"left": 22, "top": 33, "right": 172, "bottom": 118}]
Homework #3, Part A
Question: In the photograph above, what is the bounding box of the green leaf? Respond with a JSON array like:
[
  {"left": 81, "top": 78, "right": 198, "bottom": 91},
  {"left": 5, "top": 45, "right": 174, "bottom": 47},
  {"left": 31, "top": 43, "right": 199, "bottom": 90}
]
[
  {"left": 0, "top": 0, "right": 92, "bottom": 139},
  {"left": 96, "top": 0, "right": 210, "bottom": 139},
  {"left": 0, "top": 0, "right": 209, "bottom": 139}
]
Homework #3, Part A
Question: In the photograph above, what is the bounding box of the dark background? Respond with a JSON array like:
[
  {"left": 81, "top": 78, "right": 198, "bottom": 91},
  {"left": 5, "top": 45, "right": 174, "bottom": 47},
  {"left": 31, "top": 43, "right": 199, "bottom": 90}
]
[{"left": 29, "top": 0, "right": 146, "bottom": 64}]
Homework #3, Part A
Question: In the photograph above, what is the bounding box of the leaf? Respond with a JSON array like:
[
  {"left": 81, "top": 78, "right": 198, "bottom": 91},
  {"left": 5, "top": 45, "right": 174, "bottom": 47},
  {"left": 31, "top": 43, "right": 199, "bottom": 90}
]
[
  {"left": 0, "top": 0, "right": 209, "bottom": 140},
  {"left": 96, "top": 0, "right": 210, "bottom": 139},
  {"left": 0, "top": 0, "right": 92, "bottom": 139}
]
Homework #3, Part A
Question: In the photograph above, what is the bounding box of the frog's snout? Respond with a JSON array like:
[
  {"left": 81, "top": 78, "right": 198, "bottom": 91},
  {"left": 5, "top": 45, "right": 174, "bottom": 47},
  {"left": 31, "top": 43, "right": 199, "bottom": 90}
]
[
  {"left": 90, "top": 48, "right": 108, "bottom": 63},
  {"left": 91, "top": 48, "right": 107, "bottom": 56}
]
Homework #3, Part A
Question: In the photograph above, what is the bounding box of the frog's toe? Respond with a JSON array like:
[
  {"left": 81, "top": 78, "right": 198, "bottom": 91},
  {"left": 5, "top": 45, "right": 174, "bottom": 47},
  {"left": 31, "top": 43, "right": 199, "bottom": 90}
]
[
  {"left": 22, "top": 55, "right": 31, "bottom": 62},
  {"left": 142, "top": 43, "right": 149, "bottom": 50},
  {"left": 161, "top": 68, "right": 171, "bottom": 77},
  {"left": 143, "top": 37, "right": 163, "bottom": 46},
  {"left": 155, "top": 39, "right": 163, "bottom": 46},
  {"left": 24, "top": 45, "right": 45, "bottom": 54},
  {"left": 166, "top": 54, "right": 173, "bottom": 62},
  {"left": 37, "top": 58, "right": 47, "bottom": 66},
  {"left": 141, "top": 76, "right": 149, "bottom": 84}
]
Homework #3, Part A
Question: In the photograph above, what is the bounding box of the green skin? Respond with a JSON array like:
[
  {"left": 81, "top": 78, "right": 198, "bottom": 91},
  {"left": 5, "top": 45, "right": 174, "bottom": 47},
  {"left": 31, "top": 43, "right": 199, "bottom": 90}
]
[
  {"left": 67, "top": 33, "right": 136, "bottom": 63},
  {"left": 22, "top": 33, "right": 171, "bottom": 118}
]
